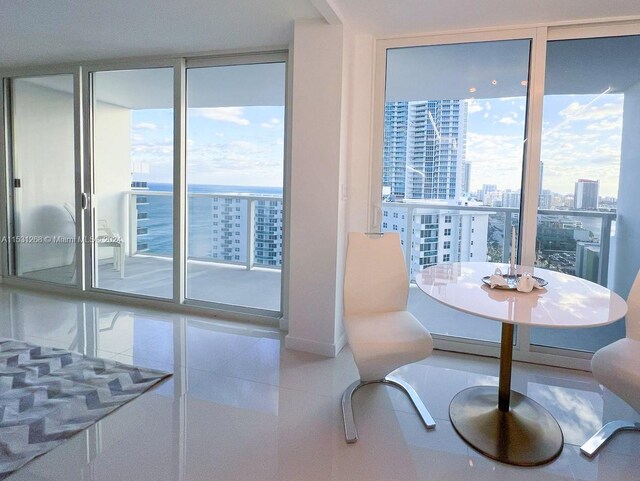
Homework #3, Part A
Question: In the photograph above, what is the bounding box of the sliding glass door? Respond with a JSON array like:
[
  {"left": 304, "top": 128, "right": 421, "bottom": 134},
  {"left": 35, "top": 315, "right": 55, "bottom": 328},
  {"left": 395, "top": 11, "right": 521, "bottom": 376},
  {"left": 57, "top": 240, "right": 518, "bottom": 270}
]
[
  {"left": 380, "top": 39, "right": 531, "bottom": 345},
  {"left": 8, "top": 75, "right": 77, "bottom": 285},
  {"left": 185, "top": 61, "right": 286, "bottom": 312},
  {"left": 80, "top": 56, "right": 286, "bottom": 316},
  {"left": 3, "top": 56, "right": 286, "bottom": 320},
  {"left": 91, "top": 67, "right": 174, "bottom": 298},
  {"left": 376, "top": 28, "right": 640, "bottom": 364},
  {"left": 531, "top": 34, "right": 640, "bottom": 353}
]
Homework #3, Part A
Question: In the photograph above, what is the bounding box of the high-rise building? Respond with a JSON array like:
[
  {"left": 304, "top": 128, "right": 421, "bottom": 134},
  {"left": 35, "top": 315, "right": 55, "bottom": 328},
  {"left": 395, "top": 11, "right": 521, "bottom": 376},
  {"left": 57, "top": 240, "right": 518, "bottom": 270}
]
[
  {"left": 502, "top": 189, "right": 521, "bottom": 209},
  {"left": 383, "top": 102, "right": 408, "bottom": 198},
  {"left": 539, "top": 189, "right": 553, "bottom": 209},
  {"left": 210, "top": 197, "right": 283, "bottom": 267},
  {"left": 478, "top": 184, "right": 497, "bottom": 204},
  {"left": 383, "top": 100, "right": 468, "bottom": 200},
  {"left": 382, "top": 99, "right": 487, "bottom": 273},
  {"left": 574, "top": 179, "right": 599, "bottom": 210}
]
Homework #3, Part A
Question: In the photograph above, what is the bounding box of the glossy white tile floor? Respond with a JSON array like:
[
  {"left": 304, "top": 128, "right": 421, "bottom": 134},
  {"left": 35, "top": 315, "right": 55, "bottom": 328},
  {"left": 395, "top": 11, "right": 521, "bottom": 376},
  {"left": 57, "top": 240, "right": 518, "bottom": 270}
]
[{"left": 0, "top": 286, "right": 639, "bottom": 481}]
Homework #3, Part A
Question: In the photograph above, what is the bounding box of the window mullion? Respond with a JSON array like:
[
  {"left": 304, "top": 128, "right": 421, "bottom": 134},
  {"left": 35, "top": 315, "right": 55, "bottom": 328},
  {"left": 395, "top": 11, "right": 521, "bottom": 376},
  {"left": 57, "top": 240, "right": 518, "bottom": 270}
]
[{"left": 519, "top": 26, "right": 548, "bottom": 267}]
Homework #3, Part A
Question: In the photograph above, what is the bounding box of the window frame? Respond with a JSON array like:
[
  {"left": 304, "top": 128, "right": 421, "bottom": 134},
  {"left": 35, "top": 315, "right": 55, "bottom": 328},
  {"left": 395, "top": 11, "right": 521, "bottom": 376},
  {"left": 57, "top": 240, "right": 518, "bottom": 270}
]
[
  {"left": 370, "top": 21, "right": 640, "bottom": 370},
  {"left": 0, "top": 50, "right": 289, "bottom": 327}
]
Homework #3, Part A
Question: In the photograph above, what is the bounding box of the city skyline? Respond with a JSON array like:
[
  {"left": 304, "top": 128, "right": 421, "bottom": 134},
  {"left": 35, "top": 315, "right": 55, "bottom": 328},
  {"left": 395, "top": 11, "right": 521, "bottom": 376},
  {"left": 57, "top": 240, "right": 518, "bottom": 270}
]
[{"left": 465, "top": 92, "right": 622, "bottom": 198}]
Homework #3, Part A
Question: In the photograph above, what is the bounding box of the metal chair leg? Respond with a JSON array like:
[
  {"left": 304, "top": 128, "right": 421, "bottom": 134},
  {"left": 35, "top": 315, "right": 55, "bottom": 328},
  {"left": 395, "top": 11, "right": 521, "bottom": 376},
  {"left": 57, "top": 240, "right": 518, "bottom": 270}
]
[
  {"left": 342, "top": 380, "right": 364, "bottom": 443},
  {"left": 341, "top": 377, "right": 436, "bottom": 444},
  {"left": 384, "top": 375, "right": 436, "bottom": 429},
  {"left": 580, "top": 420, "right": 640, "bottom": 457}
]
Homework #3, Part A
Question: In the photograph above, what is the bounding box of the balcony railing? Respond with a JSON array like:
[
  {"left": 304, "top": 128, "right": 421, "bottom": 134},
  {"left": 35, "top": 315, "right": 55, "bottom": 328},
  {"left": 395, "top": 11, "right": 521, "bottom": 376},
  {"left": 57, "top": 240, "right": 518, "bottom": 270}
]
[
  {"left": 383, "top": 201, "right": 616, "bottom": 287},
  {"left": 126, "top": 191, "right": 283, "bottom": 271}
]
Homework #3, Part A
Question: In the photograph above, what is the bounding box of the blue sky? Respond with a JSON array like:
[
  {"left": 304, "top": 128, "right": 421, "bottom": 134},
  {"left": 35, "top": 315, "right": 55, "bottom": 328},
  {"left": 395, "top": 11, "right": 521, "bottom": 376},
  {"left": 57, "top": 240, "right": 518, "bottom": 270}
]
[
  {"left": 131, "top": 105, "right": 285, "bottom": 187},
  {"left": 130, "top": 91, "right": 624, "bottom": 198},
  {"left": 466, "top": 93, "right": 623, "bottom": 198}
]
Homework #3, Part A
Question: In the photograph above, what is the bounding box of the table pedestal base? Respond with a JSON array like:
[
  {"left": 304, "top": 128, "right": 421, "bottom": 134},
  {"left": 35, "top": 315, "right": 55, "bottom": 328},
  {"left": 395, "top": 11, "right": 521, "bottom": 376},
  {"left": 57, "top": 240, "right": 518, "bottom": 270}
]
[{"left": 449, "top": 386, "right": 563, "bottom": 466}]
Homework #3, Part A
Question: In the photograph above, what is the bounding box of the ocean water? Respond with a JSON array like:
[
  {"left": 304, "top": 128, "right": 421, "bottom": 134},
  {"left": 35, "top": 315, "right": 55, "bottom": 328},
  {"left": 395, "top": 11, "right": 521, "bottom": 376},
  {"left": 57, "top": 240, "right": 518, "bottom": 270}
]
[{"left": 139, "top": 183, "right": 283, "bottom": 256}]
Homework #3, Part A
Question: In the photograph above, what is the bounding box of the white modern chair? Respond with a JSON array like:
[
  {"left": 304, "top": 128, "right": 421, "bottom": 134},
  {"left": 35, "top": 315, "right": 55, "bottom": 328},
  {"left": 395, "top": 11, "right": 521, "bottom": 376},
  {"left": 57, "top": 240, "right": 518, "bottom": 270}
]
[
  {"left": 580, "top": 269, "right": 640, "bottom": 457},
  {"left": 63, "top": 203, "right": 125, "bottom": 279},
  {"left": 96, "top": 219, "right": 125, "bottom": 279},
  {"left": 341, "top": 232, "right": 436, "bottom": 443}
]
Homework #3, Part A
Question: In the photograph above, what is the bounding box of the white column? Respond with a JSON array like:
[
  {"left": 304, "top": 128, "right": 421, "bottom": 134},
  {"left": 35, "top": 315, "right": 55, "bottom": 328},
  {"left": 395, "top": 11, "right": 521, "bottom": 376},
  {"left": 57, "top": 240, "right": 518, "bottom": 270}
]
[{"left": 285, "top": 20, "right": 346, "bottom": 357}]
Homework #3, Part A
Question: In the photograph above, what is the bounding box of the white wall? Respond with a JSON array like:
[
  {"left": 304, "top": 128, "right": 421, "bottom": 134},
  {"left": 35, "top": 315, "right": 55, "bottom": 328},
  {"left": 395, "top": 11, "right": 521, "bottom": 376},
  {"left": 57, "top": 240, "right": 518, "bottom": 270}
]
[
  {"left": 285, "top": 19, "right": 346, "bottom": 356},
  {"left": 12, "top": 80, "right": 76, "bottom": 274},
  {"left": 285, "top": 22, "right": 377, "bottom": 356},
  {"left": 93, "top": 101, "right": 132, "bottom": 260}
]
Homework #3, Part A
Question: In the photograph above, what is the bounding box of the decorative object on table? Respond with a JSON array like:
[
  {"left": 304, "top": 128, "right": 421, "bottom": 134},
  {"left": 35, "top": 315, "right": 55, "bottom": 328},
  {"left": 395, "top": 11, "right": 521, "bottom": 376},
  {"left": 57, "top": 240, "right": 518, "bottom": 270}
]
[
  {"left": 580, "top": 268, "right": 640, "bottom": 457},
  {"left": 0, "top": 338, "right": 171, "bottom": 479},
  {"left": 341, "top": 232, "right": 436, "bottom": 444},
  {"left": 484, "top": 267, "right": 547, "bottom": 291}
]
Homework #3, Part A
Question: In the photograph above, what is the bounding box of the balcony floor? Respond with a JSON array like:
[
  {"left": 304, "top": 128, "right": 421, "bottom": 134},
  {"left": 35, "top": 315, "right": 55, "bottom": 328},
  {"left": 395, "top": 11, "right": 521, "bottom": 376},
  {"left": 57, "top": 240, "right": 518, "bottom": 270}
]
[{"left": 97, "top": 255, "right": 282, "bottom": 312}]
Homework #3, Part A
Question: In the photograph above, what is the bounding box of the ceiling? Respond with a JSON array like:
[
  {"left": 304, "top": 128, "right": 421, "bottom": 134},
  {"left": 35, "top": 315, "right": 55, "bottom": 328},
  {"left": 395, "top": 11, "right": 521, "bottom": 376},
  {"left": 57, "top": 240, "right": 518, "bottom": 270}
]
[
  {"left": 0, "top": 0, "right": 320, "bottom": 69},
  {"left": 337, "top": 0, "right": 640, "bottom": 37},
  {"left": 0, "top": 0, "right": 638, "bottom": 69}
]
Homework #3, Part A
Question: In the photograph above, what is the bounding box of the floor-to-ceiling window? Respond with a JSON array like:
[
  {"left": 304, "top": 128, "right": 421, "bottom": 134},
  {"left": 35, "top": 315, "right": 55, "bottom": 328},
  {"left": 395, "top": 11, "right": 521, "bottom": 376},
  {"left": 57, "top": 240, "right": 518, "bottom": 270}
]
[
  {"left": 374, "top": 26, "right": 640, "bottom": 365},
  {"left": 92, "top": 67, "right": 174, "bottom": 299},
  {"left": 185, "top": 60, "right": 286, "bottom": 312},
  {"left": 7, "top": 74, "right": 77, "bottom": 285},
  {"left": 2, "top": 53, "right": 287, "bottom": 322},
  {"left": 380, "top": 38, "right": 531, "bottom": 345},
  {"left": 531, "top": 34, "right": 640, "bottom": 353}
]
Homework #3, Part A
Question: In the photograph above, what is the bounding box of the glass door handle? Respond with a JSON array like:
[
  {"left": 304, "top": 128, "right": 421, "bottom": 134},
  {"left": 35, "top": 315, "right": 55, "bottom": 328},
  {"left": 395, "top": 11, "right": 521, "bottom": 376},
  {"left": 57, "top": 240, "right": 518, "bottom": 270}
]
[{"left": 81, "top": 193, "right": 89, "bottom": 210}]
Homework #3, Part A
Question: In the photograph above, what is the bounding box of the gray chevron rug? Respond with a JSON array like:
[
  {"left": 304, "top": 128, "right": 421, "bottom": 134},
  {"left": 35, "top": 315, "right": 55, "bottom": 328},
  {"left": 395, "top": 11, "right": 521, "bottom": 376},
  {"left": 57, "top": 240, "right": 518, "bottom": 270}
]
[{"left": 0, "top": 338, "right": 171, "bottom": 479}]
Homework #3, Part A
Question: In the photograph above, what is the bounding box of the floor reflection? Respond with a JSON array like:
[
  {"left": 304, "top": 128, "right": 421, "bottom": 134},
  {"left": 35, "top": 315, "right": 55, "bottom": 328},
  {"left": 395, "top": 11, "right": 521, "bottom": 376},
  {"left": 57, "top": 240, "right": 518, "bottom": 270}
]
[{"left": 0, "top": 286, "right": 638, "bottom": 481}]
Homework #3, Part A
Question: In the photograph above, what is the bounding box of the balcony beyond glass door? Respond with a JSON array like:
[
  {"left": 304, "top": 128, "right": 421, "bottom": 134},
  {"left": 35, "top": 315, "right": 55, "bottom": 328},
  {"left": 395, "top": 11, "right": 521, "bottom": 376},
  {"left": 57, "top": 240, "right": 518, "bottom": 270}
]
[
  {"left": 531, "top": 35, "right": 640, "bottom": 352},
  {"left": 185, "top": 62, "right": 286, "bottom": 312},
  {"left": 382, "top": 40, "right": 531, "bottom": 343},
  {"left": 10, "top": 75, "right": 77, "bottom": 285},
  {"left": 92, "top": 68, "right": 174, "bottom": 298}
]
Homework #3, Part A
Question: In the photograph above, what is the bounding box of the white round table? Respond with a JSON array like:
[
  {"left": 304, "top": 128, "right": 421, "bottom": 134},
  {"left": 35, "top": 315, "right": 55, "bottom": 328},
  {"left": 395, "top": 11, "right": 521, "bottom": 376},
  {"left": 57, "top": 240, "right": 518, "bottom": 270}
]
[{"left": 416, "top": 262, "right": 628, "bottom": 467}]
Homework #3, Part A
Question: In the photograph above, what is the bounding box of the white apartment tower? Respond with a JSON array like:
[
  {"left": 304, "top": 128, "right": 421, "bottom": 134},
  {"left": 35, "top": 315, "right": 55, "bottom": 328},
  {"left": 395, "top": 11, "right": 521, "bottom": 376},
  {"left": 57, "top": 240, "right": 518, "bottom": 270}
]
[
  {"left": 382, "top": 99, "right": 487, "bottom": 274},
  {"left": 383, "top": 100, "right": 468, "bottom": 200},
  {"left": 382, "top": 204, "right": 489, "bottom": 276},
  {"left": 210, "top": 197, "right": 283, "bottom": 267}
]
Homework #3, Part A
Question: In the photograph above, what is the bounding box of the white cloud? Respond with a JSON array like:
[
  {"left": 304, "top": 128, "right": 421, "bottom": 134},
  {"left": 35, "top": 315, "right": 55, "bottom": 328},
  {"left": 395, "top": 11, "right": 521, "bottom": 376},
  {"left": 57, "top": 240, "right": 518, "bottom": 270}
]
[
  {"left": 260, "top": 117, "right": 281, "bottom": 129},
  {"left": 466, "top": 99, "right": 484, "bottom": 114},
  {"left": 558, "top": 99, "right": 623, "bottom": 123},
  {"left": 193, "top": 107, "right": 250, "bottom": 125},
  {"left": 133, "top": 122, "right": 157, "bottom": 130},
  {"left": 466, "top": 132, "right": 524, "bottom": 191},
  {"left": 585, "top": 119, "right": 622, "bottom": 131},
  {"left": 184, "top": 137, "right": 284, "bottom": 185},
  {"left": 498, "top": 116, "right": 517, "bottom": 125},
  {"left": 261, "top": 118, "right": 282, "bottom": 128}
]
